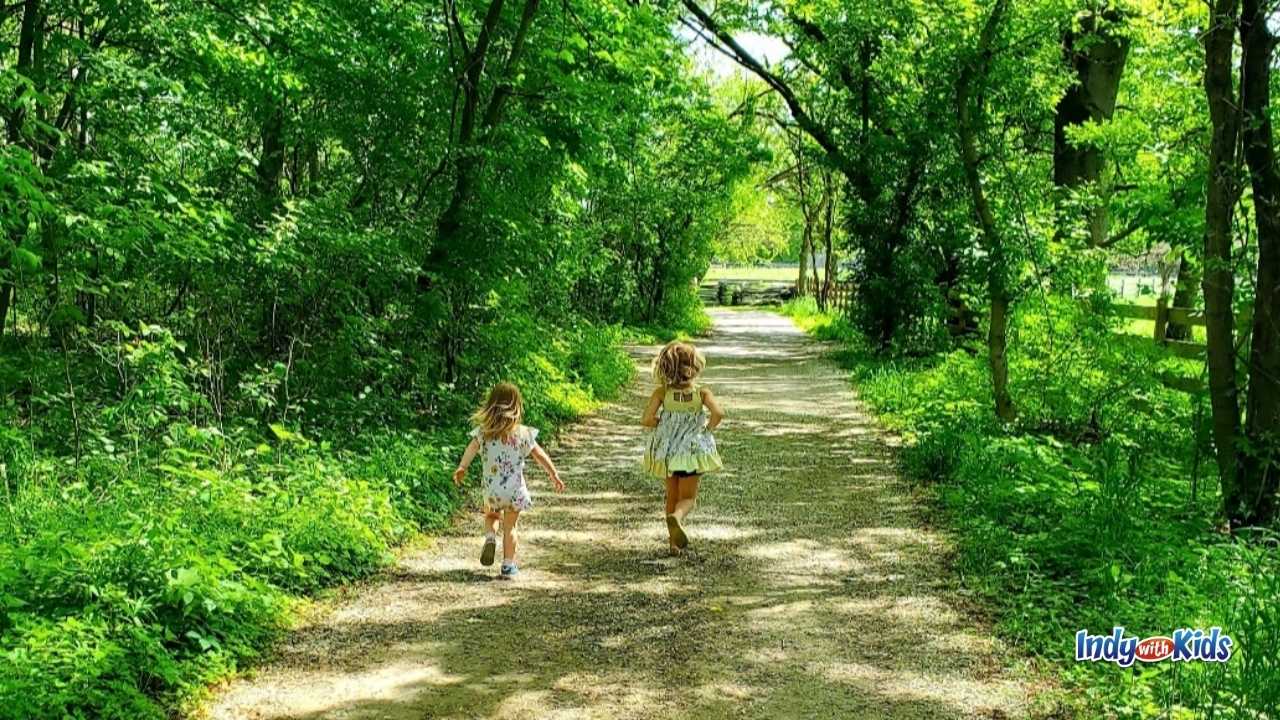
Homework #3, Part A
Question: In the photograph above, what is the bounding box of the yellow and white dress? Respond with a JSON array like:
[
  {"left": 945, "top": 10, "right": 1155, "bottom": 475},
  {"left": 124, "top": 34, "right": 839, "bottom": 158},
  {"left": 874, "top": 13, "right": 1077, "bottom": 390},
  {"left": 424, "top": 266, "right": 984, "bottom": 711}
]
[{"left": 642, "top": 383, "right": 723, "bottom": 479}]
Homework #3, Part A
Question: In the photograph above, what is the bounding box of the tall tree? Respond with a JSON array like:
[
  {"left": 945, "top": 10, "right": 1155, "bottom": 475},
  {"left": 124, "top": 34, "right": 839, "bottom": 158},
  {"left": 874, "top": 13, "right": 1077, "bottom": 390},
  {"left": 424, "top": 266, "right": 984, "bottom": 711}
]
[
  {"left": 681, "top": 0, "right": 934, "bottom": 345},
  {"left": 1200, "top": 0, "right": 1246, "bottom": 521},
  {"left": 957, "top": 0, "right": 1016, "bottom": 421},
  {"left": 1, "top": 0, "right": 44, "bottom": 339},
  {"left": 426, "top": 0, "right": 541, "bottom": 280},
  {"left": 1053, "top": 6, "right": 1129, "bottom": 247},
  {"left": 1234, "top": 0, "right": 1280, "bottom": 525}
]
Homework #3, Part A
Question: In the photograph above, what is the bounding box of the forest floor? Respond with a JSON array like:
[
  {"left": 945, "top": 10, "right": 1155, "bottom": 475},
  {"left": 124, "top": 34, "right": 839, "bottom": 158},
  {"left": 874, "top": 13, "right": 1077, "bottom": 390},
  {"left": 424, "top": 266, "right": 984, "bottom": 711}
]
[{"left": 204, "top": 309, "right": 1040, "bottom": 720}]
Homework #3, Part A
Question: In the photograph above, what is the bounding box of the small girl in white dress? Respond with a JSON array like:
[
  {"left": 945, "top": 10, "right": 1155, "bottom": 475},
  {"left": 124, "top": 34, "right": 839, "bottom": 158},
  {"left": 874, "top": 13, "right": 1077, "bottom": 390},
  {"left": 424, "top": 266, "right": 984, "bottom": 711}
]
[
  {"left": 453, "top": 382, "right": 564, "bottom": 578},
  {"left": 641, "top": 341, "right": 724, "bottom": 553}
]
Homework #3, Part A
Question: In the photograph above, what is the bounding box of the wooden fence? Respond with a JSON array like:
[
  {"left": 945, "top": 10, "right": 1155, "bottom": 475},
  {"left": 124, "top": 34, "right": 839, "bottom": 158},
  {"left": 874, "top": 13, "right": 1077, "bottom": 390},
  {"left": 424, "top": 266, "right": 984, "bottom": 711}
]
[
  {"left": 1113, "top": 300, "right": 1207, "bottom": 359},
  {"left": 1113, "top": 298, "right": 1251, "bottom": 358},
  {"left": 701, "top": 279, "right": 793, "bottom": 306},
  {"left": 701, "top": 278, "right": 859, "bottom": 311},
  {"left": 821, "top": 281, "right": 856, "bottom": 314},
  {"left": 704, "top": 280, "right": 1222, "bottom": 392},
  {"left": 1105, "top": 298, "right": 1258, "bottom": 393}
]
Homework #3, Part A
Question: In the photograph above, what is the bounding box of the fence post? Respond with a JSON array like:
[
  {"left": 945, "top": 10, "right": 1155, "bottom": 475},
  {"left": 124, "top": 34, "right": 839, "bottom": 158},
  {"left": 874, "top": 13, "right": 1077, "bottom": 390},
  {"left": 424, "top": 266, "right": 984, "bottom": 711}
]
[{"left": 1154, "top": 296, "right": 1170, "bottom": 343}]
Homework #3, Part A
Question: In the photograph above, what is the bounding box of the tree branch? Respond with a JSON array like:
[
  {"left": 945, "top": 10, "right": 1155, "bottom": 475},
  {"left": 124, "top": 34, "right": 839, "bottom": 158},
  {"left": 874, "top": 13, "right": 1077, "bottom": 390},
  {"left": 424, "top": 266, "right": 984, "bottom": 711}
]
[
  {"left": 680, "top": 0, "right": 859, "bottom": 184},
  {"left": 479, "top": 0, "right": 540, "bottom": 131}
]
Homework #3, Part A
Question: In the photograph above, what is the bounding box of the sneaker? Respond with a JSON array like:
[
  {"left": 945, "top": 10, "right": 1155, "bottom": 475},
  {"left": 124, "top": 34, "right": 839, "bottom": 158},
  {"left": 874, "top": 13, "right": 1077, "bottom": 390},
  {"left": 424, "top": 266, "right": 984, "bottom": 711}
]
[
  {"left": 666, "top": 514, "right": 688, "bottom": 549},
  {"left": 480, "top": 534, "right": 497, "bottom": 566},
  {"left": 499, "top": 561, "right": 519, "bottom": 579}
]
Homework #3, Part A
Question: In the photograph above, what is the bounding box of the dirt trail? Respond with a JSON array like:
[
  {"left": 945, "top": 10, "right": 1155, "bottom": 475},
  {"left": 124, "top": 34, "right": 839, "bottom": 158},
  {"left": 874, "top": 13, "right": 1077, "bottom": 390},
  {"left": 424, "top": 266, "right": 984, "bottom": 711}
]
[{"left": 207, "top": 309, "right": 1033, "bottom": 720}]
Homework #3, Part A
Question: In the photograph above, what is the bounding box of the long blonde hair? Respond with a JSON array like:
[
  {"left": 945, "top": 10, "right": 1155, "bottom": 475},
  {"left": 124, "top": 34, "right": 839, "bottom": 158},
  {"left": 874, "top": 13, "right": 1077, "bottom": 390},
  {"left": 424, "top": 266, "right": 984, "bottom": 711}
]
[
  {"left": 472, "top": 382, "right": 524, "bottom": 441},
  {"left": 652, "top": 341, "right": 705, "bottom": 388}
]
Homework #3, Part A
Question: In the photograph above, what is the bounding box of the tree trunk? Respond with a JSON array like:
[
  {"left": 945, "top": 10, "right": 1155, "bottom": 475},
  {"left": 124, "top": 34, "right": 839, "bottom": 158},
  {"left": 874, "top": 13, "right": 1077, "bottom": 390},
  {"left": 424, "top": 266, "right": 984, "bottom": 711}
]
[
  {"left": 7, "top": 0, "right": 41, "bottom": 144},
  {"left": 988, "top": 292, "right": 1014, "bottom": 416},
  {"left": 1166, "top": 251, "right": 1199, "bottom": 340},
  {"left": 810, "top": 227, "right": 821, "bottom": 310},
  {"left": 0, "top": 285, "right": 12, "bottom": 339},
  {"left": 797, "top": 223, "right": 812, "bottom": 297},
  {"left": 1236, "top": 0, "right": 1280, "bottom": 525},
  {"left": 809, "top": 174, "right": 823, "bottom": 309},
  {"left": 2, "top": 0, "right": 42, "bottom": 341},
  {"left": 957, "top": 0, "right": 1015, "bottom": 421},
  {"left": 1053, "top": 9, "right": 1129, "bottom": 247},
  {"left": 792, "top": 138, "right": 813, "bottom": 298},
  {"left": 256, "top": 104, "right": 286, "bottom": 217},
  {"left": 425, "top": 0, "right": 539, "bottom": 282},
  {"left": 821, "top": 173, "right": 836, "bottom": 308},
  {"left": 1201, "top": 0, "right": 1244, "bottom": 514}
]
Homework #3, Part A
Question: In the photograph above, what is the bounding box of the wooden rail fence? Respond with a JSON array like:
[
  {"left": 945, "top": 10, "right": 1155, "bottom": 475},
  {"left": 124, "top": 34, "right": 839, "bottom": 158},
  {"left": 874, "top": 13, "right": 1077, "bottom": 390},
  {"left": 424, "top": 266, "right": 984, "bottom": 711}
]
[
  {"left": 1112, "top": 298, "right": 1251, "bottom": 359},
  {"left": 700, "top": 278, "right": 858, "bottom": 311},
  {"left": 1113, "top": 300, "right": 1207, "bottom": 359},
  {"left": 1103, "top": 298, "right": 1255, "bottom": 393},
  {"left": 823, "top": 282, "right": 856, "bottom": 315},
  {"left": 702, "top": 277, "right": 1229, "bottom": 394}
]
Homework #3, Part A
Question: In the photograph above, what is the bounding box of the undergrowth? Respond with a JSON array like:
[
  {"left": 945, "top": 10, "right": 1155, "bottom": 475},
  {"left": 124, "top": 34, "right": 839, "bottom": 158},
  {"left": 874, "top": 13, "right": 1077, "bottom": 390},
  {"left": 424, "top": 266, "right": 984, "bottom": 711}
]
[
  {"left": 780, "top": 297, "right": 1280, "bottom": 719},
  {"left": 0, "top": 319, "right": 637, "bottom": 719}
]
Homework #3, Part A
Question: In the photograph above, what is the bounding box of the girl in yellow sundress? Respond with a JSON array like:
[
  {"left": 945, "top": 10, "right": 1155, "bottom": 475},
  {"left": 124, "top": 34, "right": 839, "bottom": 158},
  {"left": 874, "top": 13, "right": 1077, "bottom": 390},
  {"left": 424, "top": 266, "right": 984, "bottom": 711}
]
[{"left": 641, "top": 341, "right": 724, "bottom": 553}]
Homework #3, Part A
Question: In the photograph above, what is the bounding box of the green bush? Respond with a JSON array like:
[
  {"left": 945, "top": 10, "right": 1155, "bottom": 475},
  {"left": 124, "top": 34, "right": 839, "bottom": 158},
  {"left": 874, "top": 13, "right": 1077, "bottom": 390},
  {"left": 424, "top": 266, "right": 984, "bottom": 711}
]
[
  {"left": 0, "top": 314, "right": 629, "bottom": 717},
  {"left": 569, "top": 324, "right": 634, "bottom": 400},
  {"left": 779, "top": 297, "right": 860, "bottom": 344}
]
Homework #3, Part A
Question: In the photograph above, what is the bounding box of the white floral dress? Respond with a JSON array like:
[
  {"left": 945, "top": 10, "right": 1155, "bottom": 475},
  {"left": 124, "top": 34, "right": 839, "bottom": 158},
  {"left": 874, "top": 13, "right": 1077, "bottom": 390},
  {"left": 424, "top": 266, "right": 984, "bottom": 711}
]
[
  {"left": 642, "top": 383, "right": 723, "bottom": 479},
  {"left": 471, "top": 425, "right": 539, "bottom": 512}
]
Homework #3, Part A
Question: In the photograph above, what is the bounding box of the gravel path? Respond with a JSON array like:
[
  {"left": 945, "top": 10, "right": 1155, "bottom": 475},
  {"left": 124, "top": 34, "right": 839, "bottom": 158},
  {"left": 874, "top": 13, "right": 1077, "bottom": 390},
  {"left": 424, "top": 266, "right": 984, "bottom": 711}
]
[{"left": 205, "top": 309, "right": 1033, "bottom": 720}]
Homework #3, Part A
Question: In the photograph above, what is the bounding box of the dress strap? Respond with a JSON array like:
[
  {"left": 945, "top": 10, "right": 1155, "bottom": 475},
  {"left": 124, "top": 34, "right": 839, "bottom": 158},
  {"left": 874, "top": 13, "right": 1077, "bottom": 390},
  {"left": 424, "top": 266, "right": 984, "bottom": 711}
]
[{"left": 664, "top": 383, "right": 701, "bottom": 410}]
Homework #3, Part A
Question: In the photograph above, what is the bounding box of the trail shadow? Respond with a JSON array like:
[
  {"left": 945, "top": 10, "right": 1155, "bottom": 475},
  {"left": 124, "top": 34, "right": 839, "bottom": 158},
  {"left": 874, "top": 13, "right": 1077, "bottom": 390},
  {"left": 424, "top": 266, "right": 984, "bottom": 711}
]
[
  {"left": 207, "top": 310, "right": 1031, "bottom": 720},
  {"left": 247, "top": 534, "right": 1010, "bottom": 720}
]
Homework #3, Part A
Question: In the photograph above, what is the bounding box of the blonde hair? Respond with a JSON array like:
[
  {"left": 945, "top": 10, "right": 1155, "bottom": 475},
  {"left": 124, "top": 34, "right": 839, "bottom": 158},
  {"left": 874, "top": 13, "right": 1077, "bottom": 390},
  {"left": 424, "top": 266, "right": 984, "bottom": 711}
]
[
  {"left": 652, "top": 341, "right": 705, "bottom": 388},
  {"left": 472, "top": 382, "right": 524, "bottom": 441}
]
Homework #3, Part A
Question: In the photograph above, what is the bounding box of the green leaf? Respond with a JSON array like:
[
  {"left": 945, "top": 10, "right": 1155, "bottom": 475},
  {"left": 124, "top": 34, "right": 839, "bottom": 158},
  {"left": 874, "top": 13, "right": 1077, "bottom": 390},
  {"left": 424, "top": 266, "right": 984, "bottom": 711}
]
[{"left": 12, "top": 247, "right": 41, "bottom": 272}]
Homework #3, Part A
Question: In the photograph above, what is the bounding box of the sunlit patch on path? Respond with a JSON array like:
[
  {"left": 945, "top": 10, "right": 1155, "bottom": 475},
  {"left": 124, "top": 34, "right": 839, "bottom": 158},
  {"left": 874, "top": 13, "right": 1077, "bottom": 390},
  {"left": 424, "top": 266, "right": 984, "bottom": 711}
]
[{"left": 206, "top": 309, "right": 1033, "bottom": 720}]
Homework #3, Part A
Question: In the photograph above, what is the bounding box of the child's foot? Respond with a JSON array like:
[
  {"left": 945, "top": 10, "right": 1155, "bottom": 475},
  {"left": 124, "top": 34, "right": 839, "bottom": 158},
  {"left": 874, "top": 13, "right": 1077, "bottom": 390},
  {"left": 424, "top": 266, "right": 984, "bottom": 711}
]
[
  {"left": 480, "top": 534, "right": 497, "bottom": 566},
  {"left": 499, "top": 561, "right": 519, "bottom": 580},
  {"left": 666, "top": 514, "right": 688, "bottom": 549}
]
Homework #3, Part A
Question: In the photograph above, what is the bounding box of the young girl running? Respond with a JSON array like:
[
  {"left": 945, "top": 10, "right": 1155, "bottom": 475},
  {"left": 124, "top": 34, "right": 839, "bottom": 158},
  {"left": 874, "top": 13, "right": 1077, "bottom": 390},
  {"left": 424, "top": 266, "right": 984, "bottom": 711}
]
[
  {"left": 453, "top": 382, "right": 564, "bottom": 579},
  {"left": 642, "top": 341, "right": 724, "bottom": 553}
]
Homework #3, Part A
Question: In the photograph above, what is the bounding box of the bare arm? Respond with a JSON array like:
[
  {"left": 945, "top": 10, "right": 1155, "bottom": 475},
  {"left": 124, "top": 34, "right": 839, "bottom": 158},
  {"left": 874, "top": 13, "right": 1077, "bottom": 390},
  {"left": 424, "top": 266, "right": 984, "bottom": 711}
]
[
  {"left": 641, "top": 386, "right": 664, "bottom": 427},
  {"left": 530, "top": 443, "right": 565, "bottom": 492},
  {"left": 452, "top": 437, "right": 480, "bottom": 484},
  {"left": 701, "top": 387, "right": 725, "bottom": 430}
]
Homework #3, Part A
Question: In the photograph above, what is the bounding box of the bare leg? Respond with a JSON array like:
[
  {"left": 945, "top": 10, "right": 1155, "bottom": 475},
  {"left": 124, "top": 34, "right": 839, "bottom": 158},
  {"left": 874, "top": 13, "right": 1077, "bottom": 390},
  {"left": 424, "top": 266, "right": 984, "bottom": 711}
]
[
  {"left": 479, "top": 509, "right": 500, "bottom": 565},
  {"left": 673, "top": 475, "right": 700, "bottom": 521},
  {"left": 664, "top": 477, "right": 680, "bottom": 551},
  {"left": 501, "top": 510, "right": 521, "bottom": 562}
]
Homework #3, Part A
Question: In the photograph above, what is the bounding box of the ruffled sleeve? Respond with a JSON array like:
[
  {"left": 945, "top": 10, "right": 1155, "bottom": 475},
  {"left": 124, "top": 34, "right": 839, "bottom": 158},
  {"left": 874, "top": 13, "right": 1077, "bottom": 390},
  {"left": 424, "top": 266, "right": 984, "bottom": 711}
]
[{"left": 523, "top": 426, "right": 540, "bottom": 455}]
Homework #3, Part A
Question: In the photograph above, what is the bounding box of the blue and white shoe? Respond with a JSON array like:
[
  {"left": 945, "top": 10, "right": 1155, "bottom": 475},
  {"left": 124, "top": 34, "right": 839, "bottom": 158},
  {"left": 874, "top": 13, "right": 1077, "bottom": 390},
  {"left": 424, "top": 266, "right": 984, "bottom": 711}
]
[{"left": 499, "top": 561, "right": 519, "bottom": 579}]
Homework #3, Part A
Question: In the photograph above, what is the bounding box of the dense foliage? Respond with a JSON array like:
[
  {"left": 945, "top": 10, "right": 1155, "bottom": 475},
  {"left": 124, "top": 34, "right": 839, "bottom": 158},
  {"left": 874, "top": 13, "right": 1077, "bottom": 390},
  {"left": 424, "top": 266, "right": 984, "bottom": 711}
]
[
  {"left": 0, "top": 0, "right": 756, "bottom": 716},
  {"left": 736, "top": 0, "right": 1279, "bottom": 715},
  {"left": 784, "top": 297, "right": 1280, "bottom": 718},
  {"left": 689, "top": 1, "right": 1276, "bottom": 519},
  {"left": 3, "top": 0, "right": 1279, "bottom": 716}
]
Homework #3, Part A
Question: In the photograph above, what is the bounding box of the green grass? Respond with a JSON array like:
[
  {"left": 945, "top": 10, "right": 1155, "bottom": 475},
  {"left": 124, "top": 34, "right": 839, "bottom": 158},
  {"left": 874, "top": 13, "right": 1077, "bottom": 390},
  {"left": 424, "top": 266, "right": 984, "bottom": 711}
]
[
  {"left": 0, "top": 322, "right": 637, "bottom": 719},
  {"left": 778, "top": 296, "right": 1280, "bottom": 719}
]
